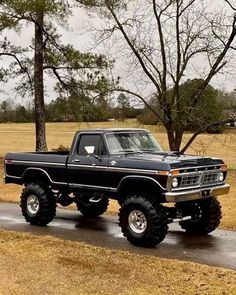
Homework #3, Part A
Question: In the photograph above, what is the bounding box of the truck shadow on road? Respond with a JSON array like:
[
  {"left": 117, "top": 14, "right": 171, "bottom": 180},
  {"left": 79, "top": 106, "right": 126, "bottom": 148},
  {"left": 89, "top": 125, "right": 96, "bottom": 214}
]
[{"left": 54, "top": 212, "right": 221, "bottom": 251}]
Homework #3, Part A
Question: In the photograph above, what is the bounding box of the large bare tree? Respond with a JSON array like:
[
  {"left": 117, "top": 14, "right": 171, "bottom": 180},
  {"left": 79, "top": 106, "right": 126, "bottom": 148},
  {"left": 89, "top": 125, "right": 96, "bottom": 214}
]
[{"left": 76, "top": 0, "right": 236, "bottom": 152}]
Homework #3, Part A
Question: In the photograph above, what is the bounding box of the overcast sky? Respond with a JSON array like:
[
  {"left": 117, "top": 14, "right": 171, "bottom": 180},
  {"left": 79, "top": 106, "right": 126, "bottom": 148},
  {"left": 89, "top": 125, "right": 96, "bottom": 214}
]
[{"left": 0, "top": 0, "right": 235, "bottom": 106}]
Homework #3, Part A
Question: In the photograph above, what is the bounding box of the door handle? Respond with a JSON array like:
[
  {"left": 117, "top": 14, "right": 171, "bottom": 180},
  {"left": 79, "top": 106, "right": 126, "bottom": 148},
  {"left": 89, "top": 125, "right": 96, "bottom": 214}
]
[{"left": 73, "top": 159, "right": 80, "bottom": 163}]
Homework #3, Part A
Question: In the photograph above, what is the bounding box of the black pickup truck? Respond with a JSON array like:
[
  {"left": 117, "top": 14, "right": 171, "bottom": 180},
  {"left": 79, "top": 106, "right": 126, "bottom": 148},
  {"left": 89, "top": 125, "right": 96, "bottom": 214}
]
[{"left": 4, "top": 128, "right": 230, "bottom": 247}]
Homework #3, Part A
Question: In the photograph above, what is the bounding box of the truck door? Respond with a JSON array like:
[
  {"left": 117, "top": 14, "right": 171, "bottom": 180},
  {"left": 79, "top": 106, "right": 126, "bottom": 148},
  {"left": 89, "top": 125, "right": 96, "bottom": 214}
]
[{"left": 68, "top": 134, "right": 109, "bottom": 190}]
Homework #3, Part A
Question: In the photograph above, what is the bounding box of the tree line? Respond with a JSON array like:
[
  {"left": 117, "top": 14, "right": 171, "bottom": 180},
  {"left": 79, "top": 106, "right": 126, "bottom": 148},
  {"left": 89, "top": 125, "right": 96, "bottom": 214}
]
[
  {"left": 0, "top": 93, "right": 142, "bottom": 123},
  {"left": 138, "top": 79, "right": 236, "bottom": 132},
  {"left": 1, "top": 83, "right": 235, "bottom": 134}
]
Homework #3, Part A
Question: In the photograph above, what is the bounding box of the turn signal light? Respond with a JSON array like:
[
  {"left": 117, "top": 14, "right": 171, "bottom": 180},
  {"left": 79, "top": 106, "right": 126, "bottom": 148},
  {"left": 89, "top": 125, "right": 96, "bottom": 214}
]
[
  {"left": 220, "top": 164, "right": 227, "bottom": 172},
  {"left": 156, "top": 170, "right": 169, "bottom": 176},
  {"left": 171, "top": 169, "right": 180, "bottom": 176},
  {"left": 156, "top": 169, "right": 180, "bottom": 176}
]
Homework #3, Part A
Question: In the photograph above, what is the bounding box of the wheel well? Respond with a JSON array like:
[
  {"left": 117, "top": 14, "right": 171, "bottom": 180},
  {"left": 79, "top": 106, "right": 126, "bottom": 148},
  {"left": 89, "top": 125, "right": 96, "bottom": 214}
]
[
  {"left": 22, "top": 169, "right": 50, "bottom": 186},
  {"left": 117, "top": 178, "right": 165, "bottom": 203}
]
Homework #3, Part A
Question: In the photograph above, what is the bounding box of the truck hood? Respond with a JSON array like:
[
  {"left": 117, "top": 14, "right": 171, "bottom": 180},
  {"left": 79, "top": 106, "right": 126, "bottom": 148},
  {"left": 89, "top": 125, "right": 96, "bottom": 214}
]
[{"left": 113, "top": 152, "right": 224, "bottom": 171}]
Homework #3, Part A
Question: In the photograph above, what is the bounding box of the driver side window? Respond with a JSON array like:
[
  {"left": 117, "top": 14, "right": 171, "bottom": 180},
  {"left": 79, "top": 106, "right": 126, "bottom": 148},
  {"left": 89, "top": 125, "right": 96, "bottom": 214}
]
[{"left": 78, "top": 134, "right": 106, "bottom": 156}]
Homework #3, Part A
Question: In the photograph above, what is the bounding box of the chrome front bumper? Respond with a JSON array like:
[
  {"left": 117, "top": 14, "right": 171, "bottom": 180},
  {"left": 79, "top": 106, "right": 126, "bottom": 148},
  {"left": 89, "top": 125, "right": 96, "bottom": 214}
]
[{"left": 165, "top": 184, "right": 230, "bottom": 203}]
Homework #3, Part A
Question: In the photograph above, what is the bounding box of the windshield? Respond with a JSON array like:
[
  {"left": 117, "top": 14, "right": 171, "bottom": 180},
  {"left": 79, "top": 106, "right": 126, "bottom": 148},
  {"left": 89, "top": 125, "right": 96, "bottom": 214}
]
[{"left": 105, "top": 132, "right": 162, "bottom": 154}]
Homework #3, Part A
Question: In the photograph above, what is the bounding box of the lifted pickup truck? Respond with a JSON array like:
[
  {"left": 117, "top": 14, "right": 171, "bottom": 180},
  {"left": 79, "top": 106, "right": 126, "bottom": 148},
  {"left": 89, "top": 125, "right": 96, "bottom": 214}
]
[{"left": 4, "top": 128, "right": 230, "bottom": 247}]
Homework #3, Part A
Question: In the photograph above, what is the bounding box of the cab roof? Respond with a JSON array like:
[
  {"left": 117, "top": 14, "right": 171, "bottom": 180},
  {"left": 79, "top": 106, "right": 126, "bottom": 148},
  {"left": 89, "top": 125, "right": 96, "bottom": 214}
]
[{"left": 77, "top": 128, "right": 149, "bottom": 134}]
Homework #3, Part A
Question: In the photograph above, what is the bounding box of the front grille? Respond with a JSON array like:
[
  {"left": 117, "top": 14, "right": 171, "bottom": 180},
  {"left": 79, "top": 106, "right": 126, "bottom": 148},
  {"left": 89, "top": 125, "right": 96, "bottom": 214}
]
[
  {"left": 202, "top": 171, "right": 219, "bottom": 185},
  {"left": 178, "top": 170, "right": 221, "bottom": 189},
  {"left": 181, "top": 174, "right": 201, "bottom": 187}
]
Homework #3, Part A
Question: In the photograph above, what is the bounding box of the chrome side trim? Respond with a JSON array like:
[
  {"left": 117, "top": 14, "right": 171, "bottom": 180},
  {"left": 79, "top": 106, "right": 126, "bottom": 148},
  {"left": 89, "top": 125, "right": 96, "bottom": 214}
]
[
  {"left": 8, "top": 160, "right": 66, "bottom": 166},
  {"left": 108, "top": 167, "right": 157, "bottom": 174},
  {"left": 69, "top": 183, "right": 117, "bottom": 192},
  {"left": 5, "top": 173, "right": 21, "bottom": 180},
  {"left": 6, "top": 168, "right": 67, "bottom": 186},
  {"left": 22, "top": 168, "right": 67, "bottom": 185},
  {"left": 68, "top": 164, "right": 107, "bottom": 169},
  {"left": 68, "top": 163, "right": 159, "bottom": 175},
  {"left": 117, "top": 175, "right": 166, "bottom": 191},
  {"left": 165, "top": 184, "right": 230, "bottom": 203}
]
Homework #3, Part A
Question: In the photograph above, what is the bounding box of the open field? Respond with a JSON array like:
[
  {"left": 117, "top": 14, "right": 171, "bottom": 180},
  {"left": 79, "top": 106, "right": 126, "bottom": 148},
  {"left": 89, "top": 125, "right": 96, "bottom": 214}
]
[
  {"left": 0, "top": 121, "right": 235, "bottom": 229},
  {"left": 0, "top": 121, "right": 235, "bottom": 167},
  {"left": 0, "top": 230, "right": 235, "bottom": 295}
]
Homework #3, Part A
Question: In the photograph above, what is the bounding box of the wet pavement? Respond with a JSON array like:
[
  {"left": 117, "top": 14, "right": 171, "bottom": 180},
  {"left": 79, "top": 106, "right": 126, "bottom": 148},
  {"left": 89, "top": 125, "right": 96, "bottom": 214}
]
[{"left": 0, "top": 203, "right": 235, "bottom": 270}]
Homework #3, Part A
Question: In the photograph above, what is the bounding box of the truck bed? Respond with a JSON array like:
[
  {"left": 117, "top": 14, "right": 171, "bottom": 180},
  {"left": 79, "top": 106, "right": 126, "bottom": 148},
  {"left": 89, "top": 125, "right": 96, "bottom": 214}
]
[{"left": 5, "top": 151, "right": 69, "bottom": 187}]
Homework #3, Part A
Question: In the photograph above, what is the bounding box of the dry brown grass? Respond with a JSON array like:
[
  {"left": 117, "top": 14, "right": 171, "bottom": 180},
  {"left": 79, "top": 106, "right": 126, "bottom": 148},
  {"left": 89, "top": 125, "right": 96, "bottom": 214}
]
[
  {"left": 218, "top": 170, "right": 236, "bottom": 229},
  {"left": 0, "top": 230, "right": 235, "bottom": 295},
  {"left": 0, "top": 121, "right": 235, "bottom": 167}
]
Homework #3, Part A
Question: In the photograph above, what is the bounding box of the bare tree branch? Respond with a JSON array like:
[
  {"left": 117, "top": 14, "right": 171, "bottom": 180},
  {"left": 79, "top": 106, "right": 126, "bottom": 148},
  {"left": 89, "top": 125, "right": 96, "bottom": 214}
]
[
  {"left": 0, "top": 52, "right": 33, "bottom": 91},
  {"left": 152, "top": 0, "right": 167, "bottom": 95},
  {"left": 181, "top": 118, "right": 236, "bottom": 153},
  {"left": 105, "top": 3, "right": 162, "bottom": 95},
  {"left": 179, "top": 0, "right": 197, "bottom": 16},
  {"left": 225, "top": 0, "right": 236, "bottom": 11},
  {"left": 189, "top": 16, "right": 236, "bottom": 108},
  {"left": 112, "top": 87, "right": 165, "bottom": 124}
]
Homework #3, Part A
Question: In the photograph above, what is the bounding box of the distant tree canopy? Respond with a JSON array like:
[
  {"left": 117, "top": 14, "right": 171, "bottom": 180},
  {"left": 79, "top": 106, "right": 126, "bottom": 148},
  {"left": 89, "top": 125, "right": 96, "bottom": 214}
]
[
  {"left": 46, "top": 93, "right": 111, "bottom": 122},
  {"left": 138, "top": 79, "right": 224, "bottom": 133},
  {"left": 0, "top": 93, "right": 142, "bottom": 123}
]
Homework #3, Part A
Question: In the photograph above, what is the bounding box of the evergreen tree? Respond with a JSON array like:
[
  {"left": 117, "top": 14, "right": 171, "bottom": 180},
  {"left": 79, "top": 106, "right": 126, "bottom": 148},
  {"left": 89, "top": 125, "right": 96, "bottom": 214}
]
[{"left": 0, "top": 0, "right": 113, "bottom": 150}]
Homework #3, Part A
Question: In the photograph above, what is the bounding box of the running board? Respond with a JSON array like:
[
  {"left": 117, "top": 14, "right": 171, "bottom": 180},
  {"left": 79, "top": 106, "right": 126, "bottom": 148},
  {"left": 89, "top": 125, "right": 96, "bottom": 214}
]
[
  {"left": 168, "top": 216, "right": 192, "bottom": 224},
  {"left": 89, "top": 197, "right": 103, "bottom": 203}
]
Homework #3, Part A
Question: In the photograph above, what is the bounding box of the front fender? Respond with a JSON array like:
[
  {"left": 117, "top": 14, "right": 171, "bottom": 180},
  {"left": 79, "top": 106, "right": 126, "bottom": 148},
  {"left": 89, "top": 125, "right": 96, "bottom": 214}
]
[{"left": 117, "top": 175, "right": 166, "bottom": 202}]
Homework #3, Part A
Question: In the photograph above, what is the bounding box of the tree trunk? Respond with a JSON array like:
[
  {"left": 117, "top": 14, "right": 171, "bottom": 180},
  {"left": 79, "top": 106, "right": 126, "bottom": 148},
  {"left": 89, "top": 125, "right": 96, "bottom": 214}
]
[
  {"left": 34, "top": 11, "right": 47, "bottom": 151},
  {"left": 166, "top": 126, "right": 177, "bottom": 151},
  {"left": 174, "top": 127, "right": 184, "bottom": 152},
  {"left": 166, "top": 125, "right": 183, "bottom": 152}
]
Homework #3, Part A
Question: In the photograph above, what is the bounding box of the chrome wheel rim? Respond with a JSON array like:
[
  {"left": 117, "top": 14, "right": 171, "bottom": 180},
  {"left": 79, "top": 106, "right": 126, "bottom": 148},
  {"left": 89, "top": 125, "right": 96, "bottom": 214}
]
[
  {"left": 128, "top": 210, "right": 147, "bottom": 234},
  {"left": 27, "top": 195, "right": 40, "bottom": 215}
]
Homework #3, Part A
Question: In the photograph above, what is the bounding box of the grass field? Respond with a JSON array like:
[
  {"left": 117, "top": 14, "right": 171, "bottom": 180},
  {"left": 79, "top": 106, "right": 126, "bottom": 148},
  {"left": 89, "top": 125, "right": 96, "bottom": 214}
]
[
  {"left": 0, "top": 230, "right": 235, "bottom": 295},
  {"left": 0, "top": 121, "right": 235, "bottom": 167}
]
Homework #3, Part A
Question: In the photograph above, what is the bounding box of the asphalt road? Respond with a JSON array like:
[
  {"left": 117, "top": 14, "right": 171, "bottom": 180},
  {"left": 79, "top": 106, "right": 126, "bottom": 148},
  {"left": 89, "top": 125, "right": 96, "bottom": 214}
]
[{"left": 0, "top": 203, "right": 235, "bottom": 270}]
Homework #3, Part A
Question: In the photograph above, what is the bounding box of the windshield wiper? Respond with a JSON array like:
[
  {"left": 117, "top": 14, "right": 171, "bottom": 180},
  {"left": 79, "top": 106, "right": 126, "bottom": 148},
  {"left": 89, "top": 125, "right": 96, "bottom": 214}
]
[
  {"left": 117, "top": 149, "right": 143, "bottom": 154},
  {"left": 124, "top": 150, "right": 143, "bottom": 154},
  {"left": 141, "top": 149, "right": 159, "bottom": 153}
]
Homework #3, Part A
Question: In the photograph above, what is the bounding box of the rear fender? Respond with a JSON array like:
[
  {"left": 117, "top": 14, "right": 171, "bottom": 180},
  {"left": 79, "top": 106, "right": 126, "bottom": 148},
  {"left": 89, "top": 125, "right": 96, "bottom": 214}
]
[{"left": 22, "top": 168, "right": 52, "bottom": 185}]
